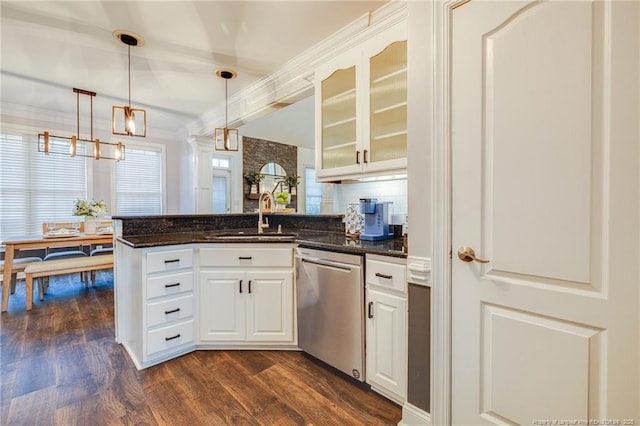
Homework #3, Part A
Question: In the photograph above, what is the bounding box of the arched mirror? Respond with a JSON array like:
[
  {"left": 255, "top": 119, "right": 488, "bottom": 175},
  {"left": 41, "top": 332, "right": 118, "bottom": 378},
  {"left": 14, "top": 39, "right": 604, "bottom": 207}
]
[{"left": 260, "top": 162, "right": 287, "bottom": 194}]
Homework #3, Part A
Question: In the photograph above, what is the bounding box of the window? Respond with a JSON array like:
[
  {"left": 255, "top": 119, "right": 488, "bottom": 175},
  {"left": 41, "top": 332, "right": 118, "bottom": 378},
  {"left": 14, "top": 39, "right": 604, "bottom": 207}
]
[
  {"left": 114, "top": 143, "right": 164, "bottom": 215},
  {"left": 212, "top": 157, "right": 230, "bottom": 169},
  {"left": 305, "top": 167, "right": 322, "bottom": 214},
  {"left": 0, "top": 131, "right": 87, "bottom": 242},
  {"left": 212, "top": 155, "right": 231, "bottom": 213}
]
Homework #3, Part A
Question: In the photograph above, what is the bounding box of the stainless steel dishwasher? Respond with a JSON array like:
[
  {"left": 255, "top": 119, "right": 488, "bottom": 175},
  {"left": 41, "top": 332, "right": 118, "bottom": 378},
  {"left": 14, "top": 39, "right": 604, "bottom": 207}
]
[{"left": 295, "top": 246, "right": 365, "bottom": 381}]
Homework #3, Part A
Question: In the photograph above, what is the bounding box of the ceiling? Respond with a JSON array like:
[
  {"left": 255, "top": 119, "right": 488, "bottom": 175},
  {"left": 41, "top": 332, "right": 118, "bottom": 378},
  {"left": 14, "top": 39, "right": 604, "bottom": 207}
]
[{"left": 0, "top": 1, "right": 388, "bottom": 137}]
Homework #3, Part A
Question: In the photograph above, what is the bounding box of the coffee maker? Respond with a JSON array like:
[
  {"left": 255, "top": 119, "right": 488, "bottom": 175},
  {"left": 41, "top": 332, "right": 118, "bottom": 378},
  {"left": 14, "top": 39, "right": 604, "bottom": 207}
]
[{"left": 359, "top": 198, "right": 394, "bottom": 241}]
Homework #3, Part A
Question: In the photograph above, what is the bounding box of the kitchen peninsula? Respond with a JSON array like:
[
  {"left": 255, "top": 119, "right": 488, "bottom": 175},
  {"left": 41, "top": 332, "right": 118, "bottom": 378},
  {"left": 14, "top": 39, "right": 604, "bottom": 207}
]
[
  {"left": 114, "top": 213, "right": 405, "bottom": 257},
  {"left": 114, "top": 213, "right": 408, "bottom": 403}
]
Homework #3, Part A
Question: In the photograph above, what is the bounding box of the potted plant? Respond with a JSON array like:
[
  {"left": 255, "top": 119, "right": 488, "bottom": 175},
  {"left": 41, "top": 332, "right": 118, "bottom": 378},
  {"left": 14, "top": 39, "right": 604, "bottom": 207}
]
[
  {"left": 73, "top": 199, "right": 108, "bottom": 234},
  {"left": 275, "top": 191, "right": 290, "bottom": 209},
  {"left": 244, "top": 171, "right": 265, "bottom": 194},
  {"left": 284, "top": 175, "right": 301, "bottom": 195}
]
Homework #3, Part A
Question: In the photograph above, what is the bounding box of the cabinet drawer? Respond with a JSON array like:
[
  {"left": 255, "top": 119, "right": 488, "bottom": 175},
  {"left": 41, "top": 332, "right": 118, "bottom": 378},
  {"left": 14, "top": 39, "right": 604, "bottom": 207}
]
[
  {"left": 146, "top": 320, "right": 194, "bottom": 356},
  {"left": 146, "top": 248, "right": 193, "bottom": 274},
  {"left": 366, "top": 258, "right": 406, "bottom": 293},
  {"left": 146, "top": 271, "right": 193, "bottom": 299},
  {"left": 146, "top": 294, "right": 194, "bottom": 328},
  {"left": 200, "top": 247, "right": 293, "bottom": 268}
]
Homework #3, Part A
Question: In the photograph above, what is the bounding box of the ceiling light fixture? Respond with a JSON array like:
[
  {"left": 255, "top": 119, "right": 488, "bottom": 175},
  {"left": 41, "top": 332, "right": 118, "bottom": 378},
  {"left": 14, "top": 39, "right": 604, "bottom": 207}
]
[
  {"left": 112, "top": 30, "right": 146, "bottom": 137},
  {"left": 38, "top": 88, "right": 125, "bottom": 161},
  {"left": 214, "top": 68, "right": 239, "bottom": 151}
]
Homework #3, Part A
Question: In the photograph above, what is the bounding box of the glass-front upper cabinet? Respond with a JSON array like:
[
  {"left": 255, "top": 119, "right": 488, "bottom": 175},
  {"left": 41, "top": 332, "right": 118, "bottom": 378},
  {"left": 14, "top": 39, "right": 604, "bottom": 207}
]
[
  {"left": 368, "top": 40, "right": 407, "bottom": 165},
  {"left": 315, "top": 21, "right": 407, "bottom": 181},
  {"left": 320, "top": 66, "right": 357, "bottom": 170}
]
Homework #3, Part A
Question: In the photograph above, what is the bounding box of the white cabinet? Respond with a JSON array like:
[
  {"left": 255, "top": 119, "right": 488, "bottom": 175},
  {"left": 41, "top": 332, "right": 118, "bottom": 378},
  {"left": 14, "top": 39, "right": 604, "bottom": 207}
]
[
  {"left": 365, "top": 254, "right": 407, "bottom": 403},
  {"left": 115, "top": 244, "right": 196, "bottom": 369},
  {"left": 315, "top": 21, "right": 407, "bottom": 181},
  {"left": 199, "top": 245, "right": 295, "bottom": 345}
]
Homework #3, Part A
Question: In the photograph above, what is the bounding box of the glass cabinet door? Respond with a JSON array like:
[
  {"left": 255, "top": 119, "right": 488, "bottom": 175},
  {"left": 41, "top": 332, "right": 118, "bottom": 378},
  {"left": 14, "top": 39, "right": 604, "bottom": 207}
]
[
  {"left": 320, "top": 66, "right": 357, "bottom": 170},
  {"left": 368, "top": 40, "right": 407, "bottom": 164}
]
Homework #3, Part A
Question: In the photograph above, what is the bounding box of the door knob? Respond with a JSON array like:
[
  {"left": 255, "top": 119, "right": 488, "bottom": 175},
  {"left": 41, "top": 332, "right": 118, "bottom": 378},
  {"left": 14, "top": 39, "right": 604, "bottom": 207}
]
[{"left": 457, "top": 246, "right": 490, "bottom": 263}]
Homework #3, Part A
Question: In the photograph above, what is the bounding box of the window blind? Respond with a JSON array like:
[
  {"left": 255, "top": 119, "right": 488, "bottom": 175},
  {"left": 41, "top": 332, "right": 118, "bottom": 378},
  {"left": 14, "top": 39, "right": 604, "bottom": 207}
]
[
  {"left": 114, "top": 144, "right": 163, "bottom": 215},
  {"left": 0, "top": 131, "right": 87, "bottom": 242},
  {"left": 305, "top": 167, "right": 322, "bottom": 214}
]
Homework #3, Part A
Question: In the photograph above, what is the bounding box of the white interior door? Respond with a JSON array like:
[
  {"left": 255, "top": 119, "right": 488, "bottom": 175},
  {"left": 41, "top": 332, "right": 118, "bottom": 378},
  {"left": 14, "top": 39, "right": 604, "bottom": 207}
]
[{"left": 450, "top": 1, "right": 639, "bottom": 424}]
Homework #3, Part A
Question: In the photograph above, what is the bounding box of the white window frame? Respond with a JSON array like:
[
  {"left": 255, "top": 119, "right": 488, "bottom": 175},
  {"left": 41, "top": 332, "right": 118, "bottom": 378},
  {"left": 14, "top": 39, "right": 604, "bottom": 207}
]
[
  {"left": 0, "top": 125, "right": 94, "bottom": 243},
  {"left": 110, "top": 140, "right": 166, "bottom": 216},
  {"left": 212, "top": 154, "right": 232, "bottom": 214}
]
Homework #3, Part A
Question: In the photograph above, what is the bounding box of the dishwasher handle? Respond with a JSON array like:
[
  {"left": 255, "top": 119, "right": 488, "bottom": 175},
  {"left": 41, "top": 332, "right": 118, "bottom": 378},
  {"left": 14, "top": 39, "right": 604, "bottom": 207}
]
[{"left": 299, "top": 257, "right": 354, "bottom": 272}]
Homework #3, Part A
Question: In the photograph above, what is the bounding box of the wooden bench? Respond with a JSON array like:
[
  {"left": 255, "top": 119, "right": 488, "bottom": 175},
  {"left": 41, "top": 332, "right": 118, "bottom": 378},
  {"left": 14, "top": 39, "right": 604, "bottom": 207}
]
[
  {"left": 1, "top": 257, "right": 43, "bottom": 294},
  {"left": 24, "top": 254, "right": 113, "bottom": 310}
]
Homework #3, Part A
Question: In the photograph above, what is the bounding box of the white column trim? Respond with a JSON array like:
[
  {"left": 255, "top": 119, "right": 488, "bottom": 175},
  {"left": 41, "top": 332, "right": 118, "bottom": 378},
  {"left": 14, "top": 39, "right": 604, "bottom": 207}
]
[
  {"left": 399, "top": 402, "right": 431, "bottom": 426},
  {"left": 407, "top": 256, "right": 432, "bottom": 287},
  {"left": 431, "top": 1, "right": 465, "bottom": 425}
]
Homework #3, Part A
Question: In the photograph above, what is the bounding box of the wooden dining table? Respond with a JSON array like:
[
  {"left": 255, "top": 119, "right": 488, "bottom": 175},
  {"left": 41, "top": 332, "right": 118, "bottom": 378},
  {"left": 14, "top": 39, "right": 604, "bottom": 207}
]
[{"left": 1, "top": 233, "right": 114, "bottom": 312}]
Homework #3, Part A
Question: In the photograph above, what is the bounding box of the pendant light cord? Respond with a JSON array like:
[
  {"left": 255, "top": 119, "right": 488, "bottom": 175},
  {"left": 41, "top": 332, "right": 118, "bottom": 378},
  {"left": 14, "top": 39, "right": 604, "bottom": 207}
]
[
  {"left": 128, "top": 45, "right": 132, "bottom": 108},
  {"left": 76, "top": 91, "right": 80, "bottom": 138},
  {"left": 225, "top": 79, "right": 228, "bottom": 128}
]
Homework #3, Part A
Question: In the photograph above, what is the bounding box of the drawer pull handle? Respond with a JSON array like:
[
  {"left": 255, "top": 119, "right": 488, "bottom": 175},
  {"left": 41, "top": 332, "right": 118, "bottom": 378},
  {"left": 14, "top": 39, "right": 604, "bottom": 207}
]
[
  {"left": 375, "top": 272, "right": 393, "bottom": 280},
  {"left": 238, "top": 256, "right": 252, "bottom": 260},
  {"left": 248, "top": 280, "right": 252, "bottom": 294},
  {"left": 368, "top": 301, "right": 374, "bottom": 319},
  {"left": 165, "top": 308, "right": 180, "bottom": 315},
  {"left": 165, "top": 333, "right": 181, "bottom": 341},
  {"left": 164, "top": 282, "right": 180, "bottom": 288},
  {"left": 239, "top": 279, "right": 243, "bottom": 293},
  {"left": 164, "top": 259, "right": 180, "bottom": 264}
]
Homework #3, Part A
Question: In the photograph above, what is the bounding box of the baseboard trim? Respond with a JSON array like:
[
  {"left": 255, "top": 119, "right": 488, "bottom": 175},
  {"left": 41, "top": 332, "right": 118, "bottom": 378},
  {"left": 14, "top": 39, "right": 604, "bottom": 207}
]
[{"left": 399, "top": 402, "right": 431, "bottom": 426}]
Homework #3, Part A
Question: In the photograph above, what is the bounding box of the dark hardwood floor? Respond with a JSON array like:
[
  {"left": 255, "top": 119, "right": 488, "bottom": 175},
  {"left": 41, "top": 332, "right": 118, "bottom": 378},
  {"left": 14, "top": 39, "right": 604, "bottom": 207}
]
[{"left": 1, "top": 272, "right": 402, "bottom": 425}]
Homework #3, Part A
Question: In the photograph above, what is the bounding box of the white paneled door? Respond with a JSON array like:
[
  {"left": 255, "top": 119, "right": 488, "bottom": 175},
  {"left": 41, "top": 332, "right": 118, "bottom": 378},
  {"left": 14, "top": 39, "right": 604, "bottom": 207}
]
[{"left": 451, "top": 1, "right": 639, "bottom": 424}]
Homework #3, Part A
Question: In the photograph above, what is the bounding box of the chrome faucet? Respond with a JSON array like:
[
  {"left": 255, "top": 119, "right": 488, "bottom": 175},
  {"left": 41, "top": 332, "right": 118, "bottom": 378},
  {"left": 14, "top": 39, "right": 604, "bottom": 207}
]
[{"left": 257, "top": 192, "right": 274, "bottom": 234}]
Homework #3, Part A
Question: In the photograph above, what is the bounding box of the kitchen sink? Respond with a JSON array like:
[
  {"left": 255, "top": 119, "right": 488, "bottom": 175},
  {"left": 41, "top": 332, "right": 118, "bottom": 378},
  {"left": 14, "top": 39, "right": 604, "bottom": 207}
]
[{"left": 205, "top": 232, "right": 298, "bottom": 241}]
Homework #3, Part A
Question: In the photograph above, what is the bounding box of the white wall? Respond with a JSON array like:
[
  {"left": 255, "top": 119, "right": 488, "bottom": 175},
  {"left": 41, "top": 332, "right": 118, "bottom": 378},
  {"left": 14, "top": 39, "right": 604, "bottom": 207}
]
[
  {"left": 406, "top": 1, "right": 433, "bottom": 260},
  {"left": 333, "top": 178, "right": 408, "bottom": 225},
  {"left": 297, "top": 147, "right": 315, "bottom": 213},
  {"left": 238, "top": 96, "right": 314, "bottom": 150}
]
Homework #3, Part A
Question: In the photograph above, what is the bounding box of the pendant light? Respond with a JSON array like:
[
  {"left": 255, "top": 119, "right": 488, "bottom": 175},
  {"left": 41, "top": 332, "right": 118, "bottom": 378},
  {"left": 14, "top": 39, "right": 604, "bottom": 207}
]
[
  {"left": 214, "top": 68, "right": 239, "bottom": 151},
  {"left": 112, "top": 30, "right": 146, "bottom": 137},
  {"left": 38, "top": 88, "right": 125, "bottom": 161}
]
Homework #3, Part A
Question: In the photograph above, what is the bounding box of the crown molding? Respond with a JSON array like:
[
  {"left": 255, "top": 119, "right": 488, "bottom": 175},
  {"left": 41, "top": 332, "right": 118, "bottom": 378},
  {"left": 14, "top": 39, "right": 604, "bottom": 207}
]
[{"left": 187, "top": 1, "right": 408, "bottom": 137}]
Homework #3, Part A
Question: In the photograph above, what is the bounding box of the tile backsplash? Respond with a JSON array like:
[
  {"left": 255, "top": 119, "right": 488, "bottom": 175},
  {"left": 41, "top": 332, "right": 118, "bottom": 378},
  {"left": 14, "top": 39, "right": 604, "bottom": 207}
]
[{"left": 333, "top": 178, "right": 407, "bottom": 225}]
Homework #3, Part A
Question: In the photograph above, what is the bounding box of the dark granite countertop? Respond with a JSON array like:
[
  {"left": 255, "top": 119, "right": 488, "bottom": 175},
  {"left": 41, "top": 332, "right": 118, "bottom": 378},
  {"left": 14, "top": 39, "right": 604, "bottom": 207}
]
[{"left": 117, "top": 228, "right": 407, "bottom": 259}]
